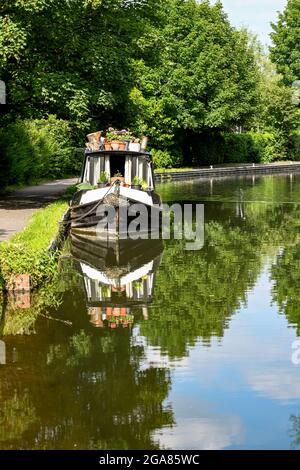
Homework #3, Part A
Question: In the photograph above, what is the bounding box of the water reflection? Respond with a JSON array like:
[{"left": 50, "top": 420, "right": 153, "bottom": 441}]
[
  {"left": 0, "top": 328, "right": 174, "bottom": 449},
  {"left": 0, "top": 340, "right": 5, "bottom": 364},
  {"left": 0, "top": 237, "right": 172, "bottom": 449},
  {"left": 272, "top": 241, "right": 300, "bottom": 335},
  {"left": 1, "top": 174, "right": 300, "bottom": 448},
  {"left": 290, "top": 415, "right": 300, "bottom": 449},
  {"left": 70, "top": 234, "right": 163, "bottom": 329}
]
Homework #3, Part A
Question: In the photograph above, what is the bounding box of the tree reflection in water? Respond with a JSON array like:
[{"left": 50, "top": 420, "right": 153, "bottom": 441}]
[
  {"left": 0, "top": 326, "right": 173, "bottom": 449},
  {"left": 1, "top": 175, "right": 300, "bottom": 448},
  {"left": 272, "top": 241, "right": 300, "bottom": 335},
  {"left": 0, "top": 238, "right": 173, "bottom": 449},
  {"left": 289, "top": 415, "right": 300, "bottom": 449}
]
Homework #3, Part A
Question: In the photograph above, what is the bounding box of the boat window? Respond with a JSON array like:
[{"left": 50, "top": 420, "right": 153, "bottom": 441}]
[
  {"left": 125, "top": 156, "right": 153, "bottom": 189},
  {"left": 84, "top": 156, "right": 98, "bottom": 185},
  {"left": 84, "top": 156, "right": 109, "bottom": 185},
  {"left": 110, "top": 154, "right": 125, "bottom": 179}
]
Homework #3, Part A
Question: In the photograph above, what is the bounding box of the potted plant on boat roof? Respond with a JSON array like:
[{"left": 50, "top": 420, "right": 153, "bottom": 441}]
[
  {"left": 104, "top": 138, "right": 112, "bottom": 151},
  {"left": 97, "top": 171, "right": 109, "bottom": 188},
  {"left": 110, "top": 171, "right": 125, "bottom": 185},
  {"left": 131, "top": 176, "right": 145, "bottom": 190},
  {"left": 106, "top": 128, "right": 120, "bottom": 151},
  {"left": 129, "top": 138, "right": 141, "bottom": 152},
  {"left": 118, "top": 129, "right": 132, "bottom": 150},
  {"left": 106, "top": 128, "right": 132, "bottom": 151}
]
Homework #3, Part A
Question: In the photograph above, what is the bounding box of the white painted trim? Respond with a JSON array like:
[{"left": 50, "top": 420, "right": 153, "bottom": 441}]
[
  {"left": 79, "top": 185, "right": 154, "bottom": 206},
  {"left": 80, "top": 260, "right": 154, "bottom": 286}
]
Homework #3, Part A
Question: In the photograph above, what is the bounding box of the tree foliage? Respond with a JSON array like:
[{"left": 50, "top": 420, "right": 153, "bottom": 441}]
[
  {"left": 0, "top": 0, "right": 298, "bottom": 171},
  {"left": 252, "top": 47, "right": 300, "bottom": 158},
  {"left": 129, "top": 0, "right": 259, "bottom": 157},
  {"left": 0, "top": 0, "right": 159, "bottom": 131},
  {"left": 270, "top": 0, "right": 300, "bottom": 85},
  {"left": 0, "top": 115, "right": 79, "bottom": 187}
]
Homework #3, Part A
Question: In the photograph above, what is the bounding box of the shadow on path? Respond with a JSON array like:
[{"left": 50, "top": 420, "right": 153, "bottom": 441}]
[
  {"left": 0, "top": 178, "right": 77, "bottom": 241},
  {"left": 0, "top": 178, "right": 78, "bottom": 210}
]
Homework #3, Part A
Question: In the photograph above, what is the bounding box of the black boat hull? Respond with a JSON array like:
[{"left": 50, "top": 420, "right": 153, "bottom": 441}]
[{"left": 70, "top": 193, "right": 162, "bottom": 238}]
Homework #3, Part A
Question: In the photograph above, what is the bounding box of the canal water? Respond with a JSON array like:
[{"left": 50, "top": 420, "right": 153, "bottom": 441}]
[{"left": 1, "top": 173, "right": 300, "bottom": 449}]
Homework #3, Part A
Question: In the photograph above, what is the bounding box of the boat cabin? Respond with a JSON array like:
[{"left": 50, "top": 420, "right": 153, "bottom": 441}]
[{"left": 81, "top": 150, "right": 155, "bottom": 190}]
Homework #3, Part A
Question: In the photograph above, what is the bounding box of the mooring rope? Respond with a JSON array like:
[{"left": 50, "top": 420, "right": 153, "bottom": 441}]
[{"left": 66, "top": 180, "right": 120, "bottom": 226}]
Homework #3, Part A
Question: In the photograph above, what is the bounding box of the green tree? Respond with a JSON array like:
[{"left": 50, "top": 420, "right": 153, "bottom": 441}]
[
  {"left": 252, "top": 47, "right": 299, "bottom": 159},
  {"left": 129, "top": 0, "right": 258, "bottom": 161},
  {"left": 270, "top": 0, "right": 300, "bottom": 85},
  {"left": 0, "top": 0, "right": 296, "bottom": 172},
  {"left": 0, "top": 0, "right": 159, "bottom": 133}
]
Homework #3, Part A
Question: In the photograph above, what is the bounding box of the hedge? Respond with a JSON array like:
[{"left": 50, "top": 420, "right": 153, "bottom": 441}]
[
  {"left": 152, "top": 131, "right": 291, "bottom": 169},
  {"left": 0, "top": 115, "right": 82, "bottom": 189}
]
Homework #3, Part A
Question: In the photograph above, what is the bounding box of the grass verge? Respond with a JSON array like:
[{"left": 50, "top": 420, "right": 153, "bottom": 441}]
[
  {"left": 154, "top": 167, "right": 194, "bottom": 173},
  {"left": 0, "top": 199, "right": 69, "bottom": 290}
]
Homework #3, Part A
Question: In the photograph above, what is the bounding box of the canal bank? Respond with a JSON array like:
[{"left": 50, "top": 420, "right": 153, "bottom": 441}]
[
  {"left": 0, "top": 178, "right": 76, "bottom": 293},
  {"left": 155, "top": 162, "right": 300, "bottom": 182},
  {"left": 0, "top": 178, "right": 77, "bottom": 242}
]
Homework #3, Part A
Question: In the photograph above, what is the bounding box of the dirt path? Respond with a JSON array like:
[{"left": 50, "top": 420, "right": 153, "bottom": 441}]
[{"left": 0, "top": 178, "right": 77, "bottom": 242}]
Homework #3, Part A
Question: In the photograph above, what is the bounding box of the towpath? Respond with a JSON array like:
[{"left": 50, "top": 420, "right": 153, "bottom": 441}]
[{"left": 0, "top": 178, "right": 77, "bottom": 242}]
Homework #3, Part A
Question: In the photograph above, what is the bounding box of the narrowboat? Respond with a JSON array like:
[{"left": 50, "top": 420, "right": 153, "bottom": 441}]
[{"left": 70, "top": 131, "right": 161, "bottom": 237}]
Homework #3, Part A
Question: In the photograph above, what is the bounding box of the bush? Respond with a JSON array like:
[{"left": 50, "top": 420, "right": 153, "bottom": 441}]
[
  {"left": 189, "top": 131, "right": 282, "bottom": 167},
  {"left": 185, "top": 133, "right": 222, "bottom": 166},
  {"left": 289, "top": 130, "right": 300, "bottom": 161},
  {"left": 223, "top": 133, "right": 251, "bottom": 163},
  {"left": 152, "top": 149, "right": 183, "bottom": 169},
  {"left": 0, "top": 115, "right": 82, "bottom": 189},
  {"left": 223, "top": 132, "right": 278, "bottom": 164},
  {"left": 245, "top": 132, "right": 277, "bottom": 163}
]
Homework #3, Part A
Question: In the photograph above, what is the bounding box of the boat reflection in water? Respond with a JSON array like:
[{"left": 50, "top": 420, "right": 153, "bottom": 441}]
[{"left": 70, "top": 231, "right": 164, "bottom": 329}]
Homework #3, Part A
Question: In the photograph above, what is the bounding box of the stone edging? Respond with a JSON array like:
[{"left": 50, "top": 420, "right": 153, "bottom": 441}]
[
  {"left": 48, "top": 208, "right": 71, "bottom": 252},
  {"left": 155, "top": 163, "right": 300, "bottom": 182}
]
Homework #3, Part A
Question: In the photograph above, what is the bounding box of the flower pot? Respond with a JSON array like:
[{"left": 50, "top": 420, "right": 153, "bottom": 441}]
[
  {"left": 129, "top": 142, "right": 141, "bottom": 152},
  {"left": 104, "top": 142, "right": 112, "bottom": 151},
  {"left": 97, "top": 182, "right": 107, "bottom": 188},
  {"left": 110, "top": 176, "right": 125, "bottom": 185},
  {"left": 118, "top": 141, "right": 126, "bottom": 151},
  {"left": 131, "top": 184, "right": 142, "bottom": 191},
  {"left": 86, "top": 141, "right": 100, "bottom": 151},
  {"left": 141, "top": 136, "right": 148, "bottom": 151},
  {"left": 111, "top": 140, "right": 120, "bottom": 151},
  {"left": 87, "top": 131, "right": 101, "bottom": 143}
]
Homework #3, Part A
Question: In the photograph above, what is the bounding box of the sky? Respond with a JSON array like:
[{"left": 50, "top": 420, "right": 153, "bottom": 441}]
[
  {"left": 145, "top": 268, "right": 300, "bottom": 449},
  {"left": 213, "top": 0, "right": 287, "bottom": 46}
]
